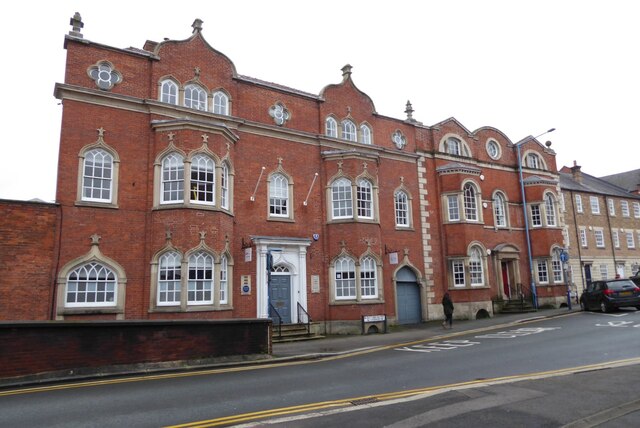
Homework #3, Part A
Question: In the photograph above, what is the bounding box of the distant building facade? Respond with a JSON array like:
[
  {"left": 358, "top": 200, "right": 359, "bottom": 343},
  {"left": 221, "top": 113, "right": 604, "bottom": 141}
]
[
  {"left": 0, "top": 15, "right": 569, "bottom": 328},
  {"left": 560, "top": 163, "right": 640, "bottom": 293}
]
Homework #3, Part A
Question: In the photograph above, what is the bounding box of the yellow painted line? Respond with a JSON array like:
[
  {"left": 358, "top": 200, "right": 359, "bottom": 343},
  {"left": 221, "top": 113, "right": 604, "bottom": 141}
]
[
  {"left": 166, "top": 356, "right": 640, "bottom": 428},
  {"left": 0, "top": 311, "right": 579, "bottom": 397}
]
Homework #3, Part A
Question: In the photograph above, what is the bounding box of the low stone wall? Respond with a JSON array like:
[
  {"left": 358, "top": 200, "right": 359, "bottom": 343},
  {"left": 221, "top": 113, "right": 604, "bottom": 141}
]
[{"left": 0, "top": 319, "right": 271, "bottom": 385}]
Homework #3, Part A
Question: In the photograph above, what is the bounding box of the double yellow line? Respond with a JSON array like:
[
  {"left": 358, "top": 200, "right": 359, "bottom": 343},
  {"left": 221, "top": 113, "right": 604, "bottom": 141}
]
[{"left": 167, "top": 357, "right": 640, "bottom": 427}]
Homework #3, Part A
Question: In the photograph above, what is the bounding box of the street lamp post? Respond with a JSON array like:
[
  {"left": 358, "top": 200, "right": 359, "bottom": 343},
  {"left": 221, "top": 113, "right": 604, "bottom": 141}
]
[{"left": 517, "top": 128, "right": 555, "bottom": 309}]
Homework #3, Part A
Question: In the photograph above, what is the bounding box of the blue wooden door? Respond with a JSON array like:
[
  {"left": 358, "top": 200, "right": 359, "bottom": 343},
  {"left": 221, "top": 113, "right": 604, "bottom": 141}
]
[
  {"left": 269, "top": 275, "right": 291, "bottom": 324},
  {"left": 397, "top": 281, "right": 421, "bottom": 324}
]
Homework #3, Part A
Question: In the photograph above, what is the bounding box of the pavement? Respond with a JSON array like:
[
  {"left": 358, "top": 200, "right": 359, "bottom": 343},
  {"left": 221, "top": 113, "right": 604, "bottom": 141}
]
[{"left": 272, "top": 306, "right": 581, "bottom": 359}]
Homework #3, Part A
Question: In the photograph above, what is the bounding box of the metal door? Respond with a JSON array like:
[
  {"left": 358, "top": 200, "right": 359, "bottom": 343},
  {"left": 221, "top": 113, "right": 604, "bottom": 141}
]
[{"left": 269, "top": 275, "right": 291, "bottom": 324}]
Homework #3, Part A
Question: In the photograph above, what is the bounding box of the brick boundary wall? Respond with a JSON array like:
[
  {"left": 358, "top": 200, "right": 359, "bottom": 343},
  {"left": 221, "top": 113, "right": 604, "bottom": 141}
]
[{"left": 0, "top": 319, "right": 271, "bottom": 386}]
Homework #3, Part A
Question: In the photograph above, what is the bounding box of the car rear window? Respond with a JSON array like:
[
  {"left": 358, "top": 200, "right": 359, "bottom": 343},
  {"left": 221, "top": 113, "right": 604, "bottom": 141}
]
[{"left": 606, "top": 280, "right": 636, "bottom": 291}]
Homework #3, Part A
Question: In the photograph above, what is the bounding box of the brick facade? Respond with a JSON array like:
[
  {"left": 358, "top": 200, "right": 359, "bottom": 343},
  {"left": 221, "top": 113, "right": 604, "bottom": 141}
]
[{"left": 0, "top": 15, "right": 571, "bottom": 327}]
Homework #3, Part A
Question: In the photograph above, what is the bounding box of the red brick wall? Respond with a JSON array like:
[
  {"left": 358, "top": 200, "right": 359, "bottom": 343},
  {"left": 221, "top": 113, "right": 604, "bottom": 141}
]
[
  {"left": 0, "top": 200, "right": 60, "bottom": 320},
  {"left": 0, "top": 319, "right": 270, "bottom": 381}
]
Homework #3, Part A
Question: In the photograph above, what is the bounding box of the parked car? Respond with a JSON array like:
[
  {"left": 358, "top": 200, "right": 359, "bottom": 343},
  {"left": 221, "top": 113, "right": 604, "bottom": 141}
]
[
  {"left": 580, "top": 279, "right": 640, "bottom": 312},
  {"left": 630, "top": 275, "right": 640, "bottom": 287}
]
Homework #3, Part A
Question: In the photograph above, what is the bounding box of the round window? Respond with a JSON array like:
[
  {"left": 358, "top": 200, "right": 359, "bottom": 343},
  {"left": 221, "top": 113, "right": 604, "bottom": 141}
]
[{"left": 487, "top": 140, "right": 500, "bottom": 159}]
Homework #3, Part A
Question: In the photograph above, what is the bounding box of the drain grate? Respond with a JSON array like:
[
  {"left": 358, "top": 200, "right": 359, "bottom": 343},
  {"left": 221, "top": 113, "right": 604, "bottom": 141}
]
[{"left": 351, "top": 397, "right": 379, "bottom": 406}]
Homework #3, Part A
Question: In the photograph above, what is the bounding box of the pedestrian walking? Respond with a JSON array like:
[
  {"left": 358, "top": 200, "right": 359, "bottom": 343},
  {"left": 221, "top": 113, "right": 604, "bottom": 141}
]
[{"left": 442, "top": 292, "right": 454, "bottom": 329}]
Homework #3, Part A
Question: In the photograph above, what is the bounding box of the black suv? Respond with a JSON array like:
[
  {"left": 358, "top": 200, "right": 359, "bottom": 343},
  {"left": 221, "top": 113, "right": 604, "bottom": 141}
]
[{"left": 580, "top": 279, "right": 640, "bottom": 312}]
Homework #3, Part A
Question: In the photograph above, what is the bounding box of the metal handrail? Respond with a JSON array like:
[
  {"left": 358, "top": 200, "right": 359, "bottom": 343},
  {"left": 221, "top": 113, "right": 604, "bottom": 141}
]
[
  {"left": 269, "top": 303, "right": 282, "bottom": 338},
  {"left": 297, "top": 302, "right": 311, "bottom": 335}
]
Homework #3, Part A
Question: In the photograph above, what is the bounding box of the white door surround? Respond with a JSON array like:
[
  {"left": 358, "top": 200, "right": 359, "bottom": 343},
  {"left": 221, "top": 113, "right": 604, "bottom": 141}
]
[{"left": 251, "top": 236, "right": 311, "bottom": 323}]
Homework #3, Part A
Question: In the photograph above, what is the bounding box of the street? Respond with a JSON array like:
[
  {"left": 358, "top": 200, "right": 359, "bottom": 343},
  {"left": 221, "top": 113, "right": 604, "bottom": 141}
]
[{"left": 1, "top": 310, "right": 639, "bottom": 427}]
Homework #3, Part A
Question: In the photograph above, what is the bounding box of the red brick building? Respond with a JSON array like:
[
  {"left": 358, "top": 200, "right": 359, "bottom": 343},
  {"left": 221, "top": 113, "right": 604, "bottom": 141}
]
[{"left": 0, "top": 15, "right": 567, "bottom": 330}]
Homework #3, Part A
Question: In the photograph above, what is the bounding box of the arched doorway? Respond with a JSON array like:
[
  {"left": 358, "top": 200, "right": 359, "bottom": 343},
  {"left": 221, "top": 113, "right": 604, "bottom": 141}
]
[{"left": 396, "top": 267, "right": 421, "bottom": 324}]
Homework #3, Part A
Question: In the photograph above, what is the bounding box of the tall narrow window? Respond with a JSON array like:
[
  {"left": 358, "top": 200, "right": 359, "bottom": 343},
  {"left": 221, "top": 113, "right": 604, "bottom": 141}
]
[
  {"left": 269, "top": 173, "right": 289, "bottom": 217},
  {"left": 575, "top": 195, "right": 583, "bottom": 213},
  {"left": 469, "top": 247, "right": 484, "bottom": 286},
  {"left": 160, "top": 80, "right": 178, "bottom": 105},
  {"left": 621, "top": 201, "right": 630, "bottom": 217},
  {"left": 219, "top": 255, "right": 228, "bottom": 304},
  {"left": 161, "top": 154, "right": 184, "bottom": 204},
  {"left": 493, "top": 193, "right": 507, "bottom": 227},
  {"left": 66, "top": 262, "right": 116, "bottom": 307},
  {"left": 356, "top": 179, "right": 373, "bottom": 219},
  {"left": 626, "top": 232, "right": 635, "bottom": 249},
  {"left": 184, "top": 84, "right": 207, "bottom": 111},
  {"left": 342, "top": 120, "right": 357, "bottom": 142},
  {"left": 634, "top": 202, "right": 640, "bottom": 218},
  {"left": 188, "top": 251, "right": 213, "bottom": 304},
  {"left": 331, "top": 178, "right": 353, "bottom": 219},
  {"left": 463, "top": 183, "right": 478, "bottom": 221},
  {"left": 212, "top": 91, "right": 229, "bottom": 115},
  {"left": 360, "top": 124, "right": 372, "bottom": 145},
  {"left": 613, "top": 230, "right": 620, "bottom": 248},
  {"left": 158, "top": 252, "right": 181, "bottom": 305},
  {"left": 82, "top": 149, "right": 113, "bottom": 202},
  {"left": 448, "top": 195, "right": 460, "bottom": 221},
  {"left": 452, "top": 260, "right": 465, "bottom": 287},
  {"left": 325, "top": 117, "right": 338, "bottom": 138},
  {"left": 335, "top": 257, "right": 356, "bottom": 299},
  {"left": 580, "top": 228, "right": 588, "bottom": 247},
  {"left": 594, "top": 229, "right": 605, "bottom": 248},
  {"left": 537, "top": 260, "right": 549, "bottom": 283},
  {"left": 531, "top": 204, "right": 542, "bottom": 227},
  {"left": 545, "top": 194, "right": 556, "bottom": 226},
  {"left": 360, "top": 256, "right": 378, "bottom": 298},
  {"left": 590, "top": 196, "right": 600, "bottom": 214},
  {"left": 608, "top": 199, "right": 616, "bottom": 216},
  {"left": 395, "top": 190, "right": 409, "bottom": 227},
  {"left": 190, "top": 155, "right": 215, "bottom": 205},
  {"left": 221, "top": 163, "right": 229, "bottom": 209},
  {"left": 552, "top": 251, "right": 563, "bottom": 283}
]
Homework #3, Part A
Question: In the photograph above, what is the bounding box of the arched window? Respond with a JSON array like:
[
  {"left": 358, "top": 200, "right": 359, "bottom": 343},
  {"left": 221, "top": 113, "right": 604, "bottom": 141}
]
[
  {"left": 161, "top": 154, "right": 184, "bottom": 204},
  {"left": 493, "top": 192, "right": 507, "bottom": 227},
  {"left": 325, "top": 117, "right": 338, "bottom": 138},
  {"left": 188, "top": 251, "right": 213, "bottom": 304},
  {"left": 342, "top": 120, "right": 357, "bottom": 142},
  {"left": 221, "top": 162, "right": 229, "bottom": 210},
  {"left": 360, "top": 256, "right": 378, "bottom": 298},
  {"left": 158, "top": 252, "right": 181, "bottom": 305},
  {"left": 82, "top": 149, "right": 113, "bottom": 202},
  {"left": 335, "top": 256, "right": 356, "bottom": 299},
  {"left": 395, "top": 190, "right": 409, "bottom": 227},
  {"left": 526, "top": 153, "right": 542, "bottom": 169},
  {"left": 360, "top": 124, "right": 372, "bottom": 145},
  {"left": 190, "top": 154, "right": 215, "bottom": 205},
  {"left": 160, "top": 80, "right": 178, "bottom": 105},
  {"left": 213, "top": 91, "right": 229, "bottom": 115},
  {"left": 66, "top": 262, "right": 116, "bottom": 307},
  {"left": 469, "top": 247, "right": 484, "bottom": 286},
  {"left": 356, "top": 179, "right": 373, "bottom": 219},
  {"left": 446, "top": 137, "right": 462, "bottom": 155},
  {"left": 269, "top": 173, "right": 289, "bottom": 217},
  {"left": 331, "top": 178, "right": 353, "bottom": 219},
  {"left": 463, "top": 183, "right": 478, "bottom": 221},
  {"left": 545, "top": 193, "right": 557, "bottom": 226},
  {"left": 184, "top": 84, "right": 207, "bottom": 111}
]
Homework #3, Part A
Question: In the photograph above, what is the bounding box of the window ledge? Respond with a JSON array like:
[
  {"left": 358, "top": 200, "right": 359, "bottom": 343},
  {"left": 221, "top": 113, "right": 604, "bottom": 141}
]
[
  {"left": 395, "top": 226, "right": 415, "bottom": 231},
  {"left": 59, "top": 307, "right": 123, "bottom": 315},
  {"left": 149, "top": 305, "right": 233, "bottom": 313},
  {"left": 268, "top": 217, "right": 295, "bottom": 223},
  {"left": 153, "top": 204, "right": 233, "bottom": 215},
  {"left": 330, "top": 299, "right": 385, "bottom": 306},
  {"left": 75, "top": 200, "right": 119, "bottom": 209}
]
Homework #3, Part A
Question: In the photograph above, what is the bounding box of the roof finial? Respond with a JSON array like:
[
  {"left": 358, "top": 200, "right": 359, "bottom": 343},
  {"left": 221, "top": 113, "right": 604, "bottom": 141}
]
[
  {"left": 341, "top": 64, "right": 352, "bottom": 81},
  {"left": 69, "top": 12, "right": 84, "bottom": 38},
  {"left": 405, "top": 100, "right": 414, "bottom": 120},
  {"left": 192, "top": 19, "right": 204, "bottom": 34}
]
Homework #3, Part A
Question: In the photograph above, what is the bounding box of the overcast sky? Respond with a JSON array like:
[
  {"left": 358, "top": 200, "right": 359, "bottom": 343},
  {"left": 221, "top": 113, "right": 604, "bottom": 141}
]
[{"left": 2, "top": 0, "right": 638, "bottom": 202}]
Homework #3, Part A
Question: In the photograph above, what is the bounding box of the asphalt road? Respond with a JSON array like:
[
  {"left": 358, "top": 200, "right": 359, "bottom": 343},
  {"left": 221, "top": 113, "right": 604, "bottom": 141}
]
[{"left": 1, "top": 309, "right": 639, "bottom": 427}]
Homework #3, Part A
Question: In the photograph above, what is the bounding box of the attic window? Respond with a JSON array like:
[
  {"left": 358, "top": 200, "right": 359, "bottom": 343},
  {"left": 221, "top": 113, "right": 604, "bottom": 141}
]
[{"left": 87, "top": 61, "right": 122, "bottom": 91}]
